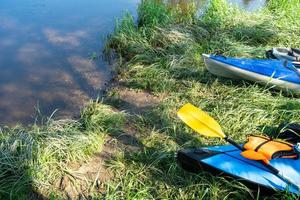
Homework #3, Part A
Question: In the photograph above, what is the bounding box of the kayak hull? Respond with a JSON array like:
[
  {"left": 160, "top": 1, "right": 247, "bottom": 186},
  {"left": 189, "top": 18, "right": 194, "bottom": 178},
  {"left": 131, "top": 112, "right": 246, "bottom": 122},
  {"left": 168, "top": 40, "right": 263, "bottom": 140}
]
[
  {"left": 177, "top": 145, "right": 300, "bottom": 195},
  {"left": 202, "top": 54, "right": 241, "bottom": 79},
  {"left": 202, "top": 54, "right": 300, "bottom": 93}
]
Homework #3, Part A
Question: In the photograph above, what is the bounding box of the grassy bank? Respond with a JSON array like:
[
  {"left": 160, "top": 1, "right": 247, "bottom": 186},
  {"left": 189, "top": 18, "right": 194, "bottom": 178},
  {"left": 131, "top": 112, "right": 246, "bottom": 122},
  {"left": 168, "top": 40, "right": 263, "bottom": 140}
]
[
  {"left": 0, "top": 102, "right": 125, "bottom": 199},
  {"left": 103, "top": 0, "right": 300, "bottom": 199},
  {"left": 1, "top": 0, "right": 300, "bottom": 199}
]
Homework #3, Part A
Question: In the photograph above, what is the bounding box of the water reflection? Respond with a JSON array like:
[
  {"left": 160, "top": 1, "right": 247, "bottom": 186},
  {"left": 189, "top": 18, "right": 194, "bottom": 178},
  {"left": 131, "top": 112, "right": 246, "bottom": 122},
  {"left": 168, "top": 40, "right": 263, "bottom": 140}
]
[
  {"left": 0, "top": 0, "right": 139, "bottom": 125},
  {"left": 228, "top": 0, "right": 266, "bottom": 11},
  {"left": 164, "top": 0, "right": 266, "bottom": 12},
  {"left": 43, "top": 28, "right": 88, "bottom": 48},
  {"left": 0, "top": 0, "right": 266, "bottom": 125}
]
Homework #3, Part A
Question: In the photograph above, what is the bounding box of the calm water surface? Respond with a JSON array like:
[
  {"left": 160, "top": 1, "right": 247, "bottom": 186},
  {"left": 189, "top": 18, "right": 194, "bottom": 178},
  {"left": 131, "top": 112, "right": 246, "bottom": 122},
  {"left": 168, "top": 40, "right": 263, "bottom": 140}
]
[
  {"left": 0, "top": 0, "right": 139, "bottom": 125},
  {"left": 229, "top": 0, "right": 266, "bottom": 11},
  {"left": 195, "top": 0, "right": 266, "bottom": 13},
  {"left": 0, "top": 0, "right": 265, "bottom": 126}
]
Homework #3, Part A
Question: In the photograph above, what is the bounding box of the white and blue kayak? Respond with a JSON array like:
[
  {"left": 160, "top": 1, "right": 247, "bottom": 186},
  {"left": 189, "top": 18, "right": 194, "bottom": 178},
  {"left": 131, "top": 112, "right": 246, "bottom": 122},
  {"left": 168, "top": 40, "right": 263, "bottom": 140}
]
[{"left": 202, "top": 54, "right": 300, "bottom": 93}]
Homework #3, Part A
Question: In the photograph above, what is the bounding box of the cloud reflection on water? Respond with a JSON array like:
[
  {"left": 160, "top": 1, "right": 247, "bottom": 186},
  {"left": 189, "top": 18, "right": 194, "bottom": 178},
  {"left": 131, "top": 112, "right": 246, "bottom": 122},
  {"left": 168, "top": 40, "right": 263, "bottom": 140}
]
[
  {"left": 43, "top": 28, "right": 88, "bottom": 48},
  {"left": 0, "top": 30, "right": 108, "bottom": 126},
  {"left": 0, "top": 16, "right": 17, "bottom": 30},
  {"left": 17, "top": 43, "right": 52, "bottom": 66},
  {"left": 0, "top": 0, "right": 138, "bottom": 126}
]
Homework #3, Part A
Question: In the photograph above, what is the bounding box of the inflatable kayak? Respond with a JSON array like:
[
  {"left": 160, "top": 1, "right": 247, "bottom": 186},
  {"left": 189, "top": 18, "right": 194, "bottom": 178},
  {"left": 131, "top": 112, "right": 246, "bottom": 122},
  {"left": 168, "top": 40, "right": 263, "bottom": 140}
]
[
  {"left": 177, "top": 145, "right": 300, "bottom": 194},
  {"left": 202, "top": 54, "right": 300, "bottom": 93}
]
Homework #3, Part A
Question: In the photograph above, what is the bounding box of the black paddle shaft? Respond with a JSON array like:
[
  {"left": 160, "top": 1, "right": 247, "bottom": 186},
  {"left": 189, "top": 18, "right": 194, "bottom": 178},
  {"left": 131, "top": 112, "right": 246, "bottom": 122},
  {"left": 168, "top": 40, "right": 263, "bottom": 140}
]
[
  {"left": 263, "top": 161, "right": 280, "bottom": 174},
  {"left": 225, "top": 137, "right": 244, "bottom": 151}
]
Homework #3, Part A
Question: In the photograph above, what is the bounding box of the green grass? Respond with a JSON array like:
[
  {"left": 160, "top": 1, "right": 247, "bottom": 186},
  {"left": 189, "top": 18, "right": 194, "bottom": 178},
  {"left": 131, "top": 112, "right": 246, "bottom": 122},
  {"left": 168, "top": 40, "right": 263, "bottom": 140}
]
[
  {"left": 102, "top": 0, "right": 300, "bottom": 199},
  {"left": 1, "top": 0, "right": 300, "bottom": 199},
  {"left": 0, "top": 101, "right": 125, "bottom": 199}
]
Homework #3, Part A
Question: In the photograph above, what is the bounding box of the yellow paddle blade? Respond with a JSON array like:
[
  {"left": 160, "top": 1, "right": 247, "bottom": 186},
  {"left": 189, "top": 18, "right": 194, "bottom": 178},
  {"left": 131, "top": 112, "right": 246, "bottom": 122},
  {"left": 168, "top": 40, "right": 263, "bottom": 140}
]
[
  {"left": 177, "top": 103, "right": 226, "bottom": 138},
  {"left": 241, "top": 150, "right": 270, "bottom": 164}
]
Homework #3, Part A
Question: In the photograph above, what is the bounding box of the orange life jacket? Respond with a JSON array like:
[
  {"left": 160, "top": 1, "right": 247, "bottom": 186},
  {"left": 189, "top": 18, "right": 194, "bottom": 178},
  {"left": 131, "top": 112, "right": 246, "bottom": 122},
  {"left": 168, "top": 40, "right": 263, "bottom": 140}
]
[{"left": 243, "top": 135, "right": 298, "bottom": 160}]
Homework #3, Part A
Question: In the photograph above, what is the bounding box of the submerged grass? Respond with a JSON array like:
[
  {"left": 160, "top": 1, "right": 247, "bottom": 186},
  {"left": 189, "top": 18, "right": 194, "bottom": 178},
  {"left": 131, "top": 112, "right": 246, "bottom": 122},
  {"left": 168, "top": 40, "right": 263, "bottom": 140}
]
[{"left": 103, "top": 0, "right": 300, "bottom": 199}]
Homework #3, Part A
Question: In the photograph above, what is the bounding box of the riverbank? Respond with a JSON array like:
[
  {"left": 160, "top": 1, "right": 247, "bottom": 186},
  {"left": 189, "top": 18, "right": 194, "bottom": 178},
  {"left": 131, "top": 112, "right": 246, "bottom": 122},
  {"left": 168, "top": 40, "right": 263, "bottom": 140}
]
[
  {"left": 1, "top": 0, "right": 300, "bottom": 199},
  {"left": 103, "top": 0, "right": 300, "bottom": 199},
  {"left": 0, "top": 102, "right": 126, "bottom": 199}
]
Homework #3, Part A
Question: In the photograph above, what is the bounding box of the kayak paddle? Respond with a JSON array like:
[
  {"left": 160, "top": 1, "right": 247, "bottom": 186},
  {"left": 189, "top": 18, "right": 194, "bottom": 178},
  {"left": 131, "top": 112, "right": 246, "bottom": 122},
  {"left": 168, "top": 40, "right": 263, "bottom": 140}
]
[
  {"left": 177, "top": 103, "right": 300, "bottom": 191},
  {"left": 177, "top": 103, "right": 243, "bottom": 150}
]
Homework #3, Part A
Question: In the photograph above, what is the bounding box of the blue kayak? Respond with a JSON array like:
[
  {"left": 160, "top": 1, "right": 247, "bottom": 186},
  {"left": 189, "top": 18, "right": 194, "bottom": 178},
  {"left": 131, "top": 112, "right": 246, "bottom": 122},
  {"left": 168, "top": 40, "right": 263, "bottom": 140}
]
[
  {"left": 177, "top": 145, "right": 300, "bottom": 194},
  {"left": 202, "top": 54, "right": 300, "bottom": 93}
]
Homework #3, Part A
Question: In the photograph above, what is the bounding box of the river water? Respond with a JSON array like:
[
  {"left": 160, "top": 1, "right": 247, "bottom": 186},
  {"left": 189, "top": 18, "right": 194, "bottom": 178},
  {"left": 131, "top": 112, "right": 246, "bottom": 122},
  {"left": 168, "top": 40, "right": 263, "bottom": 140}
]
[
  {"left": 0, "top": 0, "right": 265, "bottom": 126},
  {"left": 0, "top": 0, "right": 139, "bottom": 125},
  {"left": 228, "top": 0, "right": 266, "bottom": 11}
]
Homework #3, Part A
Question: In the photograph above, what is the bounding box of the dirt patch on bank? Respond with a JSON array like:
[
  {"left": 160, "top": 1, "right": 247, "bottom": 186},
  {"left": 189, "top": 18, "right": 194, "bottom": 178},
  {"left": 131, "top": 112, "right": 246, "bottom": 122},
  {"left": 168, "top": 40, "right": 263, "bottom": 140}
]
[
  {"left": 56, "top": 137, "right": 115, "bottom": 199},
  {"left": 105, "top": 85, "right": 164, "bottom": 115},
  {"left": 53, "top": 84, "right": 162, "bottom": 199}
]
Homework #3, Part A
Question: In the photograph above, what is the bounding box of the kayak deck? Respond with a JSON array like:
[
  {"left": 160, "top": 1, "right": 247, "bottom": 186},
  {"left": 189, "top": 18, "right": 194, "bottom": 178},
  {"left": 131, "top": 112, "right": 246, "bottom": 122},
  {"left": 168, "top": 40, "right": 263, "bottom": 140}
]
[
  {"left": 202, "top": 54, "right": 300, "bottom": 93},
  {"left": 177, "top": 145, "right": 300, "bottom": 194},
  {"left": 209, "top": 55, "right": 300, "bottom": 84}
]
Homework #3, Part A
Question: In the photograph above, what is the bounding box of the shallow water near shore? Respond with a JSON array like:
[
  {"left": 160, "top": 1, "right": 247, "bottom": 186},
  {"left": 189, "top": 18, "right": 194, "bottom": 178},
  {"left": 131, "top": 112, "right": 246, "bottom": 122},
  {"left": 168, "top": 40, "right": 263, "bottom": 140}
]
[
  {"left": 0, "top": 0, "right": 265, "bottom": 126},
  {"left": 228, "top": 0, "right": 266, "bottom": 11},
  {"left": 0, "top": 0, "right": 139, "bottom": 125}
]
